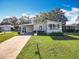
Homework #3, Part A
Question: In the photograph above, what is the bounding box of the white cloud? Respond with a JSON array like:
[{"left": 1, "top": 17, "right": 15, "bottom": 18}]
[
  {"left": 66, "top": 15, "right": 78, "bottom": 25},
  {"left": 61, "top": 7, "right": 79, "bottom": 25},
  {"left": 22, "top": 12, "right": 38, "bottom": 18},
  {"left": 5, "top": 16, "right": 12, "bottom": 18},
  {"left": 22, "top": 13, "right": 29, "bottom": 16},
  {"left": 30, "top": 13, "right": 38, "bottom": 18},
  {"left": 30, "top": 15, "right": 35, "bottom": 18},
  {"left": 72, "top": 8, "right": 79, "bottom": 12},
  {"left": 61, "top": 9, "right": 72, "bottom": 17}
]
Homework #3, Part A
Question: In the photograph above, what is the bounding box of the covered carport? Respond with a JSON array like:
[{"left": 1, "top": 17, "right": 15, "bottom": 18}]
[{"left": 19, "top": 24, "right": 34, "bottom": 35}]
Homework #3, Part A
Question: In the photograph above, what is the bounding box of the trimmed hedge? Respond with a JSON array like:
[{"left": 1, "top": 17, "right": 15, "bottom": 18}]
[
  {"left": 33, "top": 31, "right": 63, "bottom": 36},
  {"left": 37, "top": 31, "right": 46, "bottom": 35},
  {"left": 49, "top": 32, "right": 64, "bottom": 36},
  {"left": 64, "top": 29, "right": 75, "bottom": 32}
]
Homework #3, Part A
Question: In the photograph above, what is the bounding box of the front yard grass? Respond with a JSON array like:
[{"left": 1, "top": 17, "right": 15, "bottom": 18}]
[
  {"left": 17, "top": 34, "right": 79, "bottom": 59},
  {"left": 64, "top": 33, "right": 79, "bottom": 39},
  {"left": 0, "top": 32, "right": 18, "bottom": 43}
]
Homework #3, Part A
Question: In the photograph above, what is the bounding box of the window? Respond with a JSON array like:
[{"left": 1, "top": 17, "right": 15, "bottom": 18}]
[
  {"left": 52, "top": 24, "right": 56, "bottom": 28},
  {"left": 49, "top": 24, "right": 52, "bottom": 30},
  {"left": 57, "top": 24, "right": 60, "bottom": 28}
]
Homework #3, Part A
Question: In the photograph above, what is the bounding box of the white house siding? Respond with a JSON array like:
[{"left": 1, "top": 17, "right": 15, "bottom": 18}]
[
  {"left": 19, "top": 20, "right": 62, "bottom": 34},
  {"left": 46, "top": 20, "right": 62, "bottom": 34},
  {"left": 33, "top": 20, "right": 62, "bottom": 34},
  {"left": 19, "top": 25, "right": 24, "bottom": 34},
  {"left": 34, "top": 23, "right": 46, "bottom": 31},
  {"left": 0, "top": 25, "right": 13, "bottom": 32}
]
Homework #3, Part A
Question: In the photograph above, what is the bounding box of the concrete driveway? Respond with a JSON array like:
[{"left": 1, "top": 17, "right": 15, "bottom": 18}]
[{"left": 0, "top": 35, "right": 31, "bottom": 59}]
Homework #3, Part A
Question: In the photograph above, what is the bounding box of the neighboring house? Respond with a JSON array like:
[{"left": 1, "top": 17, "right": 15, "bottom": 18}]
[
  {"left": 65, "top": 23, "right": 79, "bottom": 32},
  {"left": 65, "top": 15, "right": 79, "bottom": 32},
  {"left": 0, "top": 25, "right": 14, "bottom": 32},
  {"left": 65, "top": 25, "right": 75, "bottom": 32},
  {"left": 65, "top": 25, "right": 75, "bottom": 30},
  {"left": 75, "top": 24, "right": 79, "bottom": 30},
  {"left": 19, "top": 20, "right": 62, "bottom": 34}
]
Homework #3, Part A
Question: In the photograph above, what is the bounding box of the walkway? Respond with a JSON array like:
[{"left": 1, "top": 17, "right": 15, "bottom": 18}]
[{"left": 0, "top": 36, "right": 31, "bottom": 59}]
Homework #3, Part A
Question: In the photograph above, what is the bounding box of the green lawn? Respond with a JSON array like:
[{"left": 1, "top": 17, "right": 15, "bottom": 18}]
[
  {"left": 0, "top": 32, "right": 18, "bottom": 43},
  {"left": 17, "top": 34, "right": 79, "bottom": 59},
  {"left": 65, "top": 33, "right": 79, "bottom": 39}
]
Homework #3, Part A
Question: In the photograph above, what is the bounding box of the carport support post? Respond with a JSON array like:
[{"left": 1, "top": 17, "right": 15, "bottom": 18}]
[{"left": 20, "top": 26, "right": 23, "bottom": 34}]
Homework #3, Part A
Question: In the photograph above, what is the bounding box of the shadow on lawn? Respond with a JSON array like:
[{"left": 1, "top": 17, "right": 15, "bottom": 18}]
[
  {"left": 37, "top": 33, "right": 79, "bottom": 40},
  {"left": 35, "top": 43, "right": 42, "bottom": 59},
  {"left": 50, "top": 35, "right": 79, "bottom": 40}
]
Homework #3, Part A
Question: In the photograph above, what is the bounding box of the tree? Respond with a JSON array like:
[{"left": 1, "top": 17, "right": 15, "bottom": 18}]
[
  {"left": 34, "top": 8, "right": 67, "bottom": 31},
  {"left": 1, "top": 18, "right": 11, "bottom": 25},
  {"left": 33, "top": 8, "right": 68, "bottom": 32},
  {"left": 1, "top": 16, "right": 18, "bottom": 31},
  {"left": 34, "top": 12, "right": 49, "bottom": 24},
  {"left": 10, "top": 16, "right": 18, "bottom": 25},
  {"left": 35, "top": 8, "right": 67, "bottom": 23},
  {"left": 1, "top": 16, "right": 18, "bottom": 25},
  {"left": 19, "top": 16, "right": 31, "bottom": 24},
  {"left": 49, "top": 8, "right": 67, "bottom": 31}
]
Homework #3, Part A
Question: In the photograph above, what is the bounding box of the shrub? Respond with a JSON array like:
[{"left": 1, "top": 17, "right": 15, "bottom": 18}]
[
  {"left": 33, "top": 31, "right": 37, "bottom": 33},
  {"left": 17, "top": 32, "right": 20, "bottom": 35},
  {"left": 37, "top": 31, "right": 46, "bottom": 35},
  {"left": 0, "top": 30, "right": 2, "bottom": 32},
  {"left": 65, "top": 29, "right": 75, "bottom": 32},
  {"left": 49, "top": 32, "right": 64, "bottom": 36}
]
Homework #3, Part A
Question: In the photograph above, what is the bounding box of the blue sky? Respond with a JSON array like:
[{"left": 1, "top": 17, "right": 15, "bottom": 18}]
[{"left": 0, "top": 0, "right": 79, "bottom": 24}]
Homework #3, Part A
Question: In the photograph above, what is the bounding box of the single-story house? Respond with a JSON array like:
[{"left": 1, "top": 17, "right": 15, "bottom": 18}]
[
  {"left": 19, "top": 20, "right": 62, "bottom": 34},
  {"left": 0, "top": 25, "right": 14, "bottom": 32}
]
